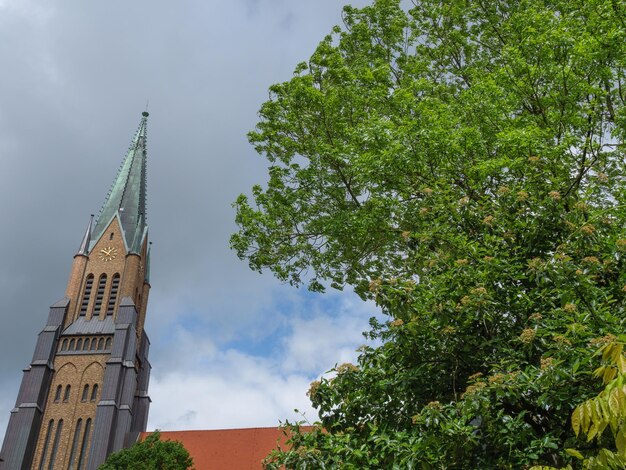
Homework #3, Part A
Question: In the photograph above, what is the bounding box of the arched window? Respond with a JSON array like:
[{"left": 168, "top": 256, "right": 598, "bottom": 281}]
[
  {"left": 93, "top": 274, "right": 107, "bottom": 315},
  {"left": 47, "top": 419, "right": 63, "bottom": 470},
  {"left": 90, "top": 384, "right": 99, "bottom": 402},
  {"left": 38, "top": 420, "right": 54, "bottom": 470},
  {"left": 54, "top": 385, "right": 62, "bottom": 403},
  {"left": 76, "top": 338, "right": 83, "bottom": 350},
  {"left": 69, "top": 339, "right": 75, "bottom": 350},
  {"left": 106, "top": 274, "right": 120, "bottom": 315},
  {"left": 68, "top": 418, "right": 83, "bottom": 470},
  {"left": 81, "top": 385, "right": 89, "bottom": 402},
  {"left": 105, "top": 337, "right": 112, "bottom": 350},
  {"left": 61, "top": 339, "right": 68, "bottom": 351},
  {"left": 109, "top": 232, "right": 114, "bottom": 240},
  {"left": 77, "top": 418, "right": 92, "bottom": 470},
  {"left": 63, "top": 385, "right": 71, "bottom": 403},
  {"left": 79, "top": 275, "right": 94, "bottom": 316},
  {"left": 97, "top": 338, "right": 104, "bottom": 350},
  {"left": 90, "top": 338, "right": 97, "bottom": 351},
  {"left": 83, "top": 338, "right": 91, "bottom": 351}
]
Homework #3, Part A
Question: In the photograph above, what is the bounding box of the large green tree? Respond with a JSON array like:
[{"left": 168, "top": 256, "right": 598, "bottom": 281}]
[
  {"left": 98, "top": 432, "right": 194, "bottom": 470},
  {"left": 232, "top": 0, "right": 626, "bottom": 467}
]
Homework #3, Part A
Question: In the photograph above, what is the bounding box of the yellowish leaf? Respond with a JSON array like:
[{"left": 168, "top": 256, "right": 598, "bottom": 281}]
[
  {"left": 611, "top": 344, "right": 624, "bottom": 363},
  {"left": 609, "top": 390, "right": 621, "bottom": 418},
  {"left": 617, "top": 388, "right": 626, "bottom": 417},
  {"left": 572, "top": 406, "right": 581, "bottom": 437},
  {"left": 565, "top": 448, "right": 584, "bottom": 460},
  {"left": 594, "top": 365, "right": 605, "bottom": 379},
  {"left": 604, "top": 366, "right": 617, "bottom": 385},
  {"left": 583, "top": 401, "right": 592, "bottom": 432},
  {"left": 587, "top": 421, "right": 598, "bottom": 442},
  {"left": 592, "top": 400, "right": 608, "bottom": 437},
  {"left": 599, "top": 396, "right": 610, "bottom": 415},
  {"left": 616, "top": 428, "right": 626, "bottom": 457}
]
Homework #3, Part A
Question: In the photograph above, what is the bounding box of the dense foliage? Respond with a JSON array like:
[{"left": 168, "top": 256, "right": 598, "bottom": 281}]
[
  {"left": 98, "top": 432, "right": 193, "bottom": 470},
  {"left": 232, "top": 0, "right": 626, "bottom": 467}
]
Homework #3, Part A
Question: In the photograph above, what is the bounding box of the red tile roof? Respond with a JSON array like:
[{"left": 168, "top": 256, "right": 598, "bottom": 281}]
[{"left": 139, "top": 427, "right": 312, "bottom": 470}]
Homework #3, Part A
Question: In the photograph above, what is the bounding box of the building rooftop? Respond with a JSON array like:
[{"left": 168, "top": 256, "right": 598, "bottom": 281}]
[{"left": 140, "top": 426, "right": 312, "bottom": 469}]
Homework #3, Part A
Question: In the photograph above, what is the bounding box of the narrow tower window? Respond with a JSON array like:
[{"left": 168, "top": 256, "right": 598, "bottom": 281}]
[
  {"left": 97, "top": 337, "right": 104, "bottom": 349},
  {"left": 81, "top": 384, "right": 89, "bottom": 402},
  {"left": 105, "top": 337, "right": 112, "bottom": 350},
  {"left": 77, "top": 418, "right": 92, "bottom": 470},
  {"left": 91, "top": 384, "right": 99, "bottom": 402},
  {"left": 69, "top": 339, "right": 75, "bottom": 350},
  {"left": 76, "top": 338, "right": 83, "bottom": 350},
  {"left": 90, "top": 338, "right": 97, "bottom": 351},
  {"left": 79, "top": 274, "right": 94, "bottom": 316},
  {"left": 47, "top": 419, "right": 63, "bottom": 470},
  {"left": 109, "top": 232, "right": 114, "bottom": 240},
  {"left": 54, "top": 385, "right": 62, "bottom": 403},
  {"left": 68, "top": 418, "right": 83, "bottom": 470},
  {"left": 83, "top": 338, "right": 91, "bottom": 351},
  {"left": 61, "top": 339, "right": 68, "bottom": 351},
  {"left": 38, "top": 420, "right": 54, "bottom": 470},
  {"left": 93, "top": 274, "right": 107, "bottom": 315},
  {"left": 63, "top": 385, "right": 71, "bottom": 403},
  {"left": 106, "top": 273, "right": 120, "bottom": 315}
]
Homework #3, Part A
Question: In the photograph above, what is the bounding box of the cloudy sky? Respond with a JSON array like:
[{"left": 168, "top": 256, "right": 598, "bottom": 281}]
[{"left": 0, "top": 0, "right": 381, "bottom": 441}]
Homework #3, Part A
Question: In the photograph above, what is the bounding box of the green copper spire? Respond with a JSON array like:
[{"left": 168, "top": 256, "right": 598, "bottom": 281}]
[{"left": 91, "top": 112, "right": 149, "bottom": 252}]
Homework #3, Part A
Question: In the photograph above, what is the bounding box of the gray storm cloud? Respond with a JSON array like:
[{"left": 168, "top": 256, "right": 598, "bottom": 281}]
[{"left": 0, "top": 0, "right": 374, "bottom": 441}]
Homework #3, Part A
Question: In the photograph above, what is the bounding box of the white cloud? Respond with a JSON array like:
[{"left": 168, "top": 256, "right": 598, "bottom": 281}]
[
  {"left": 280, "top": 298, "right": 377, "bottom": 374},
  {"left": 147, "top": 290, "right": 382, "bottom": 431},
  {"left": 148, "top": 350, "right": 318, "bottom": 431}
]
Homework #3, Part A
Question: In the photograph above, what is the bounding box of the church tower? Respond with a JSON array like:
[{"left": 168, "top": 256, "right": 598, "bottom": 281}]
[{"left": 0, "top": 112, "right": 153, "bottom": 470}]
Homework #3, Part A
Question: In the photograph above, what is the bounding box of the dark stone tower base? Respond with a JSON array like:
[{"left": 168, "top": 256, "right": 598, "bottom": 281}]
[
  {"left": 0, "top": 298, "right": 69, "bottom": 470},
  {"left": 87, "top": 298, "right": 151, "bottom": 469}
]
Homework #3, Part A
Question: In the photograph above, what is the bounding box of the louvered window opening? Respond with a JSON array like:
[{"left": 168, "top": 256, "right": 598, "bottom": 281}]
[
  {"left": 93, "top": 274, "right": 107, "bottom": 315},
  {"left": 106, "top": 274, "right": 120, "bottom": 315},
  {"left": 79, "top": 275, "right": 94, "bottom": 316}
]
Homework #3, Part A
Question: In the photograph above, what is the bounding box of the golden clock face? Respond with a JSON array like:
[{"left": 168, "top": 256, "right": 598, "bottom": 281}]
[{"left": 98, "top": 246, "right": 118, "bottom": 262}]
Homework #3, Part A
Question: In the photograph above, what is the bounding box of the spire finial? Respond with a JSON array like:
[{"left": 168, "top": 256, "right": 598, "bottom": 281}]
[
  {"left": 143, "top": 100, "right": 149, "bottom": 117},
  {"left": 76, "top": 214, "right": 94, "bottom": 256}
]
